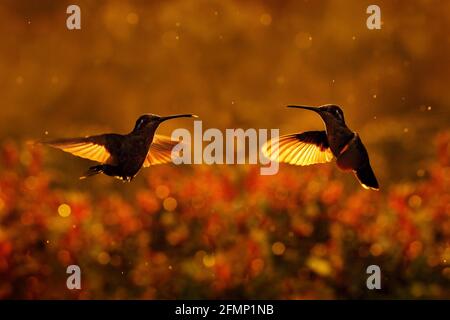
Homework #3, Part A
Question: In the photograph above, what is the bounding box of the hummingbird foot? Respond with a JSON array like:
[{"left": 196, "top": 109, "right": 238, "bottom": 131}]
[
  {"left": 122, "top": 176, "right": 133, "bottom": 183},
  {"left": 80, "top": 165, "right": 104, "bottom": 179}
]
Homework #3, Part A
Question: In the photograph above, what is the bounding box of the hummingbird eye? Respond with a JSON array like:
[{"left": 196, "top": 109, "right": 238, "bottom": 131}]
[
  {"left": 333, "top": 109, "right": 344, "bottom": 120},
  {"left": 135, "top": 117, "right": 147, "bottom": 129}
]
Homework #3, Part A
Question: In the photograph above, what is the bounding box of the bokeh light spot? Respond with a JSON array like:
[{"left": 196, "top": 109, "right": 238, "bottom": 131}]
[
  {"left": 203, "top": 254, "right": 215, "bottom": 268},
  {"left": 126, "top": 12, "right": 139, "bottom": 25},
  {"left": 408, "top": 241, "right": 423, "bottom": 259},
  {"left": 98, "top": 252, "right": 111, "bottom": 265},
  {"left": 161, "top": 212, "right": 175, "bottom": 226},
  {"left": 51, "top": 75, "right": 59, "bottom": 85},
  {"left": 443, "top": 267, "right": 450, "bottom": 279},
  {"left": 57, "top": 250, "right": 71, "bottom": 265},
  {"left": 408, "top": 195, "right": 422, "bottom": 208},
  {"left": 156, "top": 185, "right": 170, "bottom": 199},
  {"left": 260, "top": 13, "right": 272, "bottom": 26},
  {"left": 306, "top": 257, "right": 331, "bottom": 276},
  {"left": 251, "top": 258, "right": 265, "bottom": 274},
  {"left": 163, "top": 197, "right": 177, "bottom": 211},
  {"left": 417, "top": 169, "right": 426, "bottom": 177},
  {"left": 370, "top": 243, "right": 383, "bottom": 256},
  {"left": 272, "top": 241, "right": 286, "bottom": 256},
  {"left": 57, "top": 204, "right": 71, "bottom": 218}
]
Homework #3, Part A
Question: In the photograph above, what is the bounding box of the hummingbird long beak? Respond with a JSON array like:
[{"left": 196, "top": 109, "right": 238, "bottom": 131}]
[
  {"left": 158, "top": 114, "right": 198, "bottom": 122},
  {"left": 287, "top": 105, "right": 321, "bottom": 113}
]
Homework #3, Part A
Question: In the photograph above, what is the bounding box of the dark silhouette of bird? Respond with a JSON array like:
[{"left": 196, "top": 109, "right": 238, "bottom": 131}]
[
  {"left": 43, "top": 113, "right": 197, "bottom": 181},
  {"left": 262, "top": 104, "right": 379, "bottom": 190}
]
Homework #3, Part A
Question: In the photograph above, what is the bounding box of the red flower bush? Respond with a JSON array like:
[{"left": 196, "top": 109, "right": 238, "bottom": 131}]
[{"left": 0, "top": 132, "right": 449, "bottom": 299}]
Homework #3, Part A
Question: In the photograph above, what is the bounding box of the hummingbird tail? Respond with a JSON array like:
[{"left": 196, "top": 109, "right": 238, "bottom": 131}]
[
  {"left": 354, "top": 163, "right": 379, "bottom": 191},
  {"left": 80, "top": 165, "right": 104, "bottom": 180}
]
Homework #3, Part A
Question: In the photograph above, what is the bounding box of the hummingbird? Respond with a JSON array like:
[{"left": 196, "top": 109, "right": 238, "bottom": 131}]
[
  {"left": 262, "top": 104, "right": 379, "bottom": 190},
  {"left": 43, "top": 113, "right": 197, "bottom": 181}
]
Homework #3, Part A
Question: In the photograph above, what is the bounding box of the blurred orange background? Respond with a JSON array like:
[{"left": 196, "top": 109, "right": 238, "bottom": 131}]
[{"left": 0, "top": 0, "right": 449, "bottom": 299}]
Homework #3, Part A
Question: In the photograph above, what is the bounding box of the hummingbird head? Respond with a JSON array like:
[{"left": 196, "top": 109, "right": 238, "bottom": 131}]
[
  {"left": 133, "top": 113, "right": 198, "bottom": 131},
  {"left": 287, "top": 104, "right": 346, "bottom": 125},
  {"left": 318, "top": 104, "right": 345, "bottom": 124}
]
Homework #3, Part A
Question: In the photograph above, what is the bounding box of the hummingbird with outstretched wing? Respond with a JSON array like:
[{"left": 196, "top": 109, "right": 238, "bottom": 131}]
[
  {"left": 262, "top": 105, "right": 379, "bottom": 190},
  {"left": 43, "top": 113, "right": 197, "bottom": 181}
]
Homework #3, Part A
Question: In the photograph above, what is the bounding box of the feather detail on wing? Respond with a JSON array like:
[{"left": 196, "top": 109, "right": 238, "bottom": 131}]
[
  {"left": 44, "top": 136, "right": 112, "bottom": 164},
  {"left": 262, "top": 131, "right": 334, "bottom": 166},
  {"left": 142, "top": 135, "right": 186, "bottom": 167}
]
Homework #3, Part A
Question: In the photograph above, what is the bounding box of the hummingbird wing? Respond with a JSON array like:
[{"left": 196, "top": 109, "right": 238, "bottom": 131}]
[
  {"left": 142, "top": 135, "right": 184, "bottom": 167},
  {"left": 44, "top": 134, "right": 119, "bottom": 164},
  {"left": 262, "top": 131, "right": 334, "bottom": 166}
]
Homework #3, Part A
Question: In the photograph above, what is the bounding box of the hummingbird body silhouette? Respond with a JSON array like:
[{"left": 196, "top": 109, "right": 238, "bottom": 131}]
[
  {"left": 44, "top": 114, "right": 197, "bottom": 181},
  {"left": 263, "top": 104, "right": 379, "bottom": 190}
]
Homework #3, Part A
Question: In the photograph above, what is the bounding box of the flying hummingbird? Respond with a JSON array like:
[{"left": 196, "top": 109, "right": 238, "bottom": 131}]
[
  {"left": 43, "top": 113, "right": 197, "bottom": 181},
  {"left": 262, "top": 104, "right": 379, "bottom": 190}
]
